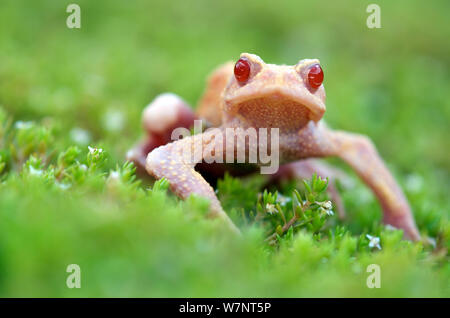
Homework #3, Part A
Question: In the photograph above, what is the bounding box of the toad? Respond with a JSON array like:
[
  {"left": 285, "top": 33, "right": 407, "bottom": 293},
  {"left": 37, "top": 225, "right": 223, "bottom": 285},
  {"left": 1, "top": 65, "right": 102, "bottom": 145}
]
[{"left": 127, "top": 53, "right": 419, "bottom": 240}]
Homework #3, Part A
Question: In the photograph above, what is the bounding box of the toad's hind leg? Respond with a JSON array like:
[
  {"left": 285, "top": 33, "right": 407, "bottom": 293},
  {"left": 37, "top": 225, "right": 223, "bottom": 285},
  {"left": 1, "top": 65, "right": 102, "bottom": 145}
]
[
  {"left": 324, "top": 129, "right": 420, "bottom": 240},
  {"left": 196, "top": 62, "right": 234, "bottom": 127},
  {"left": 127, "top": 93, "right": 196, "bottom": 174},
  {"left": 270, "top": 159, "right": 351, "bottom": 220}
]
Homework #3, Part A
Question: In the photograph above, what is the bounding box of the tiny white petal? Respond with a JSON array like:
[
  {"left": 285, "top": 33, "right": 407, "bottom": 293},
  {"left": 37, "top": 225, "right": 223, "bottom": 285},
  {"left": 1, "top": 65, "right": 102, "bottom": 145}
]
[
  {"left": 323, "top": 200, "right": 332, "bottom": 210},
  {"left": 109, "top": 171, "right": 120, "bottom": 180},
  {"left": 29, "top": 166, "right": 43, "bottom": 176},
  {"left": 266, "top": 203, "right": 277, "bottom": 214},
  {"left": 277, "top": 195, "right": 291, "bottom": 206},
  {"left": 385, "top": 224, "right": 398, "bottom": 231},
  {"left": 70, "top": 128, "right": 91, "bottom": 145},
  {"left": 57, "top": 182, "right": 71, "bottom": 190},
  {"left": 103, "top": 109, "right": 124, "bottom": 132},
  {"left": 367, "top": 234, "right": 381, "bottom": 250},
  {"left": 15, "top": 121, "right": 33, "bottom": 129},
  {"left": 405, "top": 174, "right": 424, "bottom": 193},
  {"left": 426, "top": 237, "right": 437, "bottom": 249}
]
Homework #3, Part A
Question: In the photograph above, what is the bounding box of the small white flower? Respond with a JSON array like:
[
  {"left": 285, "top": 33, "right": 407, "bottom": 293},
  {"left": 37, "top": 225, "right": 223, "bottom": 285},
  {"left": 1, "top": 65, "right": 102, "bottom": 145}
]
[
  {"left": 103, "top": 109, "right": 124, "bottom": 132},
  {"left": 109, "top": 170, "right": 120, "bottom": 180},
  {"left": 366, "top": 234, "right": 381, "bottom": 250},
  {"left": 70, "top": 128, "right": 91, "bottom": 145},
  {"left": 29, "top": 165, "right": 43, "bottom": 176},
  {"left": 385, "top": 224, "right": 398, "bottom": 231},
  {"left": 425, "top": 237, "right": 437, "bottom": 249},
  {"left": 320, "top": 200, "right": 334, "bottom": 216},
  {"left": 277, "top": 195, "right": 291, "bottom": 207},
  {"left": 106, "top": 170, "right": 121, "bottom": 187},
  {"left": 15, "top": 121, "right": 33, "bottom": 129},
  {"left": 79, "top": 164, "right": 88, "bottom": 171},
  {"left": 266, "top": 203, "right": 277, "bottom": 214},
  {"left": 88, "top": 146, "right": 103, "bottom": 155},
  {"left": 405, "top": 174, "right": 424, "bottom": 193},
  {"left": 57, "top": 182, "right": 71, "bottom": 190},
  {"left": 323, "top": 200, "right": 332, "bottom": 210}
]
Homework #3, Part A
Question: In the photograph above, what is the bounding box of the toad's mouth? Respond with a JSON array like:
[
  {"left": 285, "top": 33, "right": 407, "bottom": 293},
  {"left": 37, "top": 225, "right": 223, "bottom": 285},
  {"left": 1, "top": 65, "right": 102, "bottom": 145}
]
[{"left": 233, "top": 96, "right": 315, "bottom": 131}]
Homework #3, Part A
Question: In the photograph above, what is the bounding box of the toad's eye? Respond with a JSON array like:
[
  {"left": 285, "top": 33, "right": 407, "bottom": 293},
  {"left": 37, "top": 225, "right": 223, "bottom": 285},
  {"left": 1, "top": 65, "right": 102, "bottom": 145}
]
[
  {"left": 234, "top": 58, "right": 250, "bottom": 83},
  {"left": 307, "top": 64, "right": 324, "bottom": 89}
]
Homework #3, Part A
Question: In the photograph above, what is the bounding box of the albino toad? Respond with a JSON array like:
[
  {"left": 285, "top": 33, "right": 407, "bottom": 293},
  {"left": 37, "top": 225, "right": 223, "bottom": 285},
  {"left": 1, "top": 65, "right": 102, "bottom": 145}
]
[{"left": 128, "top": 53, "right": 419, "bottom": 240}]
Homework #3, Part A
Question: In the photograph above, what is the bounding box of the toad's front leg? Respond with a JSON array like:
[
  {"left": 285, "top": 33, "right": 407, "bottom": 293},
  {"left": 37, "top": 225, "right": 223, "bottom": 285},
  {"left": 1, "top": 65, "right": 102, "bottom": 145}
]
[
  {"left": 316, "top": 128, "right": 420, "bottom": 240},
  {"left": 146, "top": 128, "right": 239, "bottom": 233}
]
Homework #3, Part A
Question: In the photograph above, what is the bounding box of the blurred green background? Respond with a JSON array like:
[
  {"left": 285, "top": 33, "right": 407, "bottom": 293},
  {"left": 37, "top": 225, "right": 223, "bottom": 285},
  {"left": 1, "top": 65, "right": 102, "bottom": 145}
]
[{"left": 0, "top": 0, "right": 448, "bottom": 297}]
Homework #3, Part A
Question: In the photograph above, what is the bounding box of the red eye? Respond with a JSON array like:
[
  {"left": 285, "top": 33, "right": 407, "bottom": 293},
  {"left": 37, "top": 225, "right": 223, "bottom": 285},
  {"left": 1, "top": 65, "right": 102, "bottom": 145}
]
[
  {"left": 234, "top": 58, "right": 250, "bottom": 83},
  {"left": 307, "top": 64, "right": 324, "bottom": 89}
]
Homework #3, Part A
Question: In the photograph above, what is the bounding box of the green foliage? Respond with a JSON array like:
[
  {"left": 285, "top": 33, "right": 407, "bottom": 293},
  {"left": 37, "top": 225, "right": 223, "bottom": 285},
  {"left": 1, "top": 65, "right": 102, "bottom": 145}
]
[
  {"left": 0, "top": 0, "right": 448, "bottom": 297},
  {"left": 152, "top": 177, "right": 169, "bottom": 193},
  {"left": 253, "top": 174, "right": 334, "bottom": 245},
  {"left": 0, "top": 105, "right": 448, "bottom": 297}
]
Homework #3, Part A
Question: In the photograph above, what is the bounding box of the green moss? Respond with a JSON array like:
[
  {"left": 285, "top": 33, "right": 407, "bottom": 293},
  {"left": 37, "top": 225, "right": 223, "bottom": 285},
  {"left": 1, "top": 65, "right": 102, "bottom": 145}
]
[{"left": 0, "top": 0, "right": 448, "bottom": 297}]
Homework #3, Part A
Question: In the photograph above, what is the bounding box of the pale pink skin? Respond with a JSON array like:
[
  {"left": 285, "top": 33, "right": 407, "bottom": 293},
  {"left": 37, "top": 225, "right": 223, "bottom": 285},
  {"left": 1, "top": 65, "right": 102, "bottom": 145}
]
[{"left": 128, "top": 53, "right": 420, "bottom": 240}]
